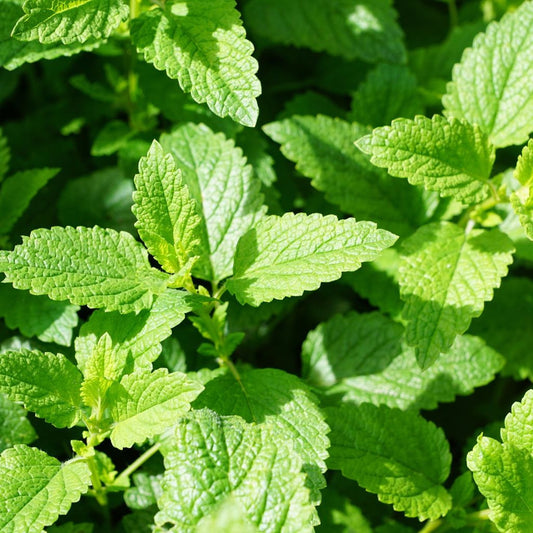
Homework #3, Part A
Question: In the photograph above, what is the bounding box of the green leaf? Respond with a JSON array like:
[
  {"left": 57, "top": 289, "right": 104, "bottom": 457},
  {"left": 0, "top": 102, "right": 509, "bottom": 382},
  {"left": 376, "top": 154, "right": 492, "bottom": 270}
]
[
  {"left": 12, "top": 0, "right": 128, "bottom": 44},
  {"left": 470, "top": 277, "right": 533, "bottom": 380},
  {"left": 1, "top": 225, "right": 170, "bottom": 314},
  {"left": 194, "top": 367, "right": 330, "bottom": 500},
  {"left": 91, "top": 120, "right": 133, "bottom": 157},
  {"left": 83, "top": 333, "right": 123, "bottom": 382},
  {"left": 316, "top": 487, "right": 372, "bottom": 533},
  {"left": 0, "top": 0, "right": 100, "bottom": 70},
  {"left": 263, "top": 115, "right": 427, "bottom": 236},
  {"left": 510, "top": 139, "right": 533, "bottom": 240},
  {"left": 133, "top": 141, "right": 202, "bottom": 274},
  {"left": 356, "top": 115, "right": 495, "bottom": 204},
  {"left": 160, "top": 123, "right": 265, "bottom": 282},
  {"left": 399, "top": 222, "right": 514, "bottom": 368},
  {"left": 442, "top": 1, "right": 533, "bottom": 147},
  {"left": 468, "top": 391, "right": 533, "bottom": 533},
  {"left": 195, "top": 498, "right": 259, "bottom": 533},
  {"left": 0, "top": 284, "right": 79, "bottom": 346},
  {"left": 315, "top": 332, "right": 504, "bottom": 411},
  {"left": 0, "top": 349, "right": 83, "bottom": 428},
  {"left": 0, "top": 445, "right": 91, "bottom": 533},
  {"left": 227, "top": 213, "right": 397, "bottom": 306},
  {"left": 57, "top": 167, "right": 135, "bottom": 233},
  {"left": 244, "top": 0, "right": 406, "bottom": 63},
  {"left": 75, "top": 289, "right": 193, "bottom": 375},
  {"left": 349, "top": 64, "right": 423, "bottom": 127},
  {"left": 0, "top": 127, "right": 9, "bottom": 183},
  {"left": 302, "top": 311, "right": 404, "bottom": 388},
  {"left": 326, "top": 404, "right": 452, "bottom": 521},
  {"left": 48, "top": 523, "right": 94, "bottom": 533},
  {"left": 0, "top": 393, "right": 36, "bottom": 452},
  {"left": 155, "top": 409, "right": 316, "bottom": 532},
  {"left": 131, "top": 0, "right": 260, "bottom": 127},
  {"left": 124, "top": 472, "right": 163, "bottom": 510},
  {"left": 110, "top": 368, "right": 204, "bottom": 449},
  {"left": 0, "top": 167, "right": 58, "bottom": 234},
  {"left": 343, "top": 248, "right": 403, "bottom": 319}
]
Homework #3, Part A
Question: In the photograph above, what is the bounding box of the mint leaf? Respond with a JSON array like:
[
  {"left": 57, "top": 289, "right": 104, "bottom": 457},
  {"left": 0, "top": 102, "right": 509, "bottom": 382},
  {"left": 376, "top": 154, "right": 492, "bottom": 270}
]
[
  {"left": 357, "top": 115, "right": 495, "bottom": 204},
  {"left": 75, "top": 289, "right": 193, "bottom": 375},
  {"left": 302, "top": 311, "right": 404, "bottom": 388},
  {"left": 0, "top": 167, "right": 58, "bottom": 234},
  {"left": 0, "top": 393, "right": 36, "bottom": 452},
  {"left": 349, "top": 64, "right": 423, "bottom": 127},
  {"left": 313, "top": 331, "right": 503, "bottom": 411},
  {"left": 244, "top": 0, "right": 406, "bottom": 63},
  {"left": 326, "top": 404, "right": 452, "bottom": 521},
  {"left": 83, "top": 333, "right": 123, "bottom": 382},
  {"left": 0, "top": 284, "right": 79, "bottom": 346},
  {"left": 110, "top": 368, "right": 204, "bottom": 449},
  {"left": 2, "top": 226, "right": 169, "bottom": 313},
  {"left": 195, "top": 498, "right": 258, "bottom": 533},
  {"left": 160, "top": 123, "right": 265, "bottom": 282},
  {"left": 0, "top": 0, "right": 100, "bottom": 70},
  {"left": 133, "top": 141, "right": 202, "bottom": 274},
  {"left": 124, "top": 472, "right": 163, "bottom": 510},
  {"left": 12, "top": 0, "right": 128, "bottom": 44},
  {"left": 131, "top": 0, "right": 260, "bottom": 127},
  {"left": 470, "top": 277, "right": 533, "bottom": 380},
  {"left": 264, "top": 115, "right": 427, "bottom": 236},
  {"left": 0, "top": 349, "right": 83, "bottom": 427},
  {"left": 468, "top": 390, "right": 533, "bottom": 531},
  {"left": 442, "top": 2, "right": 533, "bottom": 147},
  {"left": 155, "top": 410, "right": 316, "bottom": 532},
  {"left": 510, "top": 139, "right": 533, "bottom": 240},
  {"left": 0, "top": 445, "right": 91, "bottom": 532},
  {"left": 194, "top": 367, "right": 330, "bottom": 500},
  {"left": 227, "top": 213, "right": 397, "bottom": 306},
  {"left": 399, "top": 222, "right": 514, "bottom": 368}
]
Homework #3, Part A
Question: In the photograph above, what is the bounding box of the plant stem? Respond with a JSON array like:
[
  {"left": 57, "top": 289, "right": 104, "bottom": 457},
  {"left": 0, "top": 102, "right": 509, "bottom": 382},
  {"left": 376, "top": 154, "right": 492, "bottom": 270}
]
[
  {"left": 117, "top": 442, "right": 162, "bottom": 481},
  {"left": 419, "top": 519, "right": 443, "bottom": 533},
  {"left": 87, "top": 454, "right": 108, "bottom": 507},
  {"left": 448, "top": 0, "right": 458, "bottom": 28}
]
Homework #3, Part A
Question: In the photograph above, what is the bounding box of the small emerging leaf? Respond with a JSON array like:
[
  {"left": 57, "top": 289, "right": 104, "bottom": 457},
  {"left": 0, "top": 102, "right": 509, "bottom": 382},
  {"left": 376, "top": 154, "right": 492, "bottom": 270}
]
[{"left": 510, "top": 139, "right": 533, "bottom": 240}]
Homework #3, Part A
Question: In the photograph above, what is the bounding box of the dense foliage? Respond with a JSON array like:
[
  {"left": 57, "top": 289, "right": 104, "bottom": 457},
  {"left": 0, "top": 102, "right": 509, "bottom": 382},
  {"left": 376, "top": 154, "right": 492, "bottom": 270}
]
[{"left": 0, "top": 0, "right": 532, "bottom": 531}]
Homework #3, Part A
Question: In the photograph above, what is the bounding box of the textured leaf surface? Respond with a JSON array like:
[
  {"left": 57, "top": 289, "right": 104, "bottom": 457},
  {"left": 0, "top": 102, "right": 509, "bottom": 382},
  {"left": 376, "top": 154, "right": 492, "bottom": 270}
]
[
  {"left": 327, "top": 404, "right": 452, "bottom": 521},
  {"left": 349, "top": 64, "right": 423, "bottom": 127},
  {"left": 110, "top": 368, "right": 203, "bottom": 449},
  {"left": 156, "top": 410, "right": 316, "bottom": 532},
  {"left": 468, "top": 390, "right": 533, "bottom": 531},
  {"left": 131, "top": 0, "right": 260, "bottom": 126},
  {"left": 160, "top": 123, "right": 265, "bottom": 282},
  {"left": 511, "top": 139, "right": 533, "bottom": 240},
  {"left": 470, "top": 277, "right": 533, "bottom": 380},
  {"left": 0, "top": 350, "right": 83, "bottom": 427},
  {"left": 124, "top": 472, "right": 163, "bottom": 510},
  {"left": 0, "top": 393, "right": 36, "bottom": 452},
  {"left": 0, "top": 0, "right": 100, "bottom": 70},
  {"left": 0, "top": 284, "right": 79, "bottom": 346},
  {"left": 443, "top": 2, "right": 533, "bottom": 147},
  {"left": 75, "top": 289, "right": 192, "bottom": 375},
  {"left": 264, "top": 115, "right": 427, "bottom": 236},
  {"left": 357, "top": 115, "right": 495, "bottom": 204},
  {"left": 245, "top": 0, "right": 405, "bottom": 63},
  {"left": 227, "top": 213, "right": 397, "bottom": 306},
  {"left": 133, "top": 141, "right": 202, "bottom": 274},
  {"left": 12, "top": 0, "right": 128, "bottom": 44},
  {"left": 399, "top": 222, "right": 514, "bottom": 368},
  {"left": 302, "top": 311, "right": 404, "bottom": 388},
  {"left": 0, "top": 445, "right": 91, "bottom": 533},
  {"left": 2, "top": 226, "right": 169, "bottom": 313},
  {"left": 313, "top": 331, "right": 503, "bottom": 411},
  {"left": 194, "top": 367, "right": 330, "bottom": 499}
]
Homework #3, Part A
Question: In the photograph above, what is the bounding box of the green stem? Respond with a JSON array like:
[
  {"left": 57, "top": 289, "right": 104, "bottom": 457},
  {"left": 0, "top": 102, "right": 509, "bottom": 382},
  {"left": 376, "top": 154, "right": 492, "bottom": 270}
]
[
  {"left": 117, "top": 442, "right": 162, "bottom": 481},
  {"left": 87, "top": 454, "right": 108, "bottom": 507},
  {"left": 419, "top": 519, "right": 443, "bottom": 533},
  {"left": 447, "top": 0, "right": 458, "bottom": 28}
]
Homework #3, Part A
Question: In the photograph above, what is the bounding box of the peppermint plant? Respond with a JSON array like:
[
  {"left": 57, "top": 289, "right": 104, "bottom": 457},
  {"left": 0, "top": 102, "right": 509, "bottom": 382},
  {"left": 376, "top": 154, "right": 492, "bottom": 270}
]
[{"left": 0, "top": 0, "right": 532, "bottom": 532}]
